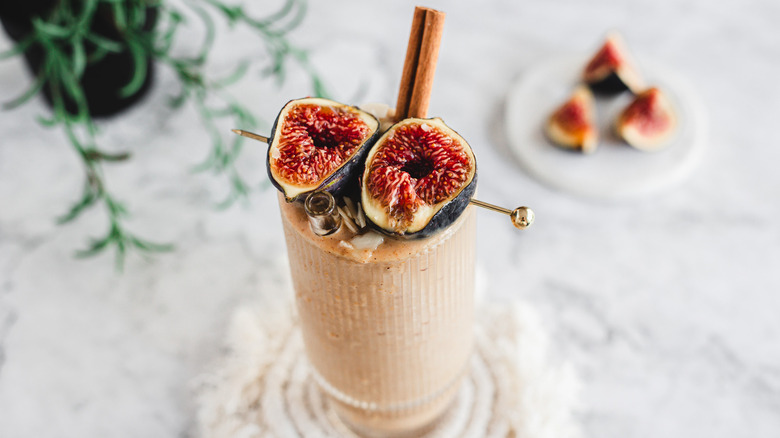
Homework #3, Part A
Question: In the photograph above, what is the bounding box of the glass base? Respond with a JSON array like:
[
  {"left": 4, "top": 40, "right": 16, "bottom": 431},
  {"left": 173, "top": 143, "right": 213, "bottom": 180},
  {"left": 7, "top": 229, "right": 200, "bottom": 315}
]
[{"left": 328, "top": 387, "right": 458, "bottom": 438}]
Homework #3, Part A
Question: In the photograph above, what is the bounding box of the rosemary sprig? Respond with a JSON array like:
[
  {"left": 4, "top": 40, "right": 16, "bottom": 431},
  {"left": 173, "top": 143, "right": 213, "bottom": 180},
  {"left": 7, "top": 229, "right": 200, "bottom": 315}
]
[
  {"left": 1, "top": 0, "right": 173, "bottom": 270},
  {"left": 0, "top": 0, "right": 328, "bottom": 268},
  {"left": 152, "top": 0, "right": 329, "bottom": 208}
]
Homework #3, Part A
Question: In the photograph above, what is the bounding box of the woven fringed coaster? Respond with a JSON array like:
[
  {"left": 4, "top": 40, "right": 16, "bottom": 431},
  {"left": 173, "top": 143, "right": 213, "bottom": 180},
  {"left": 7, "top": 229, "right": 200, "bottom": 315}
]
[{"left": 195, "top": 300, "right": 581, "bottom": 438}]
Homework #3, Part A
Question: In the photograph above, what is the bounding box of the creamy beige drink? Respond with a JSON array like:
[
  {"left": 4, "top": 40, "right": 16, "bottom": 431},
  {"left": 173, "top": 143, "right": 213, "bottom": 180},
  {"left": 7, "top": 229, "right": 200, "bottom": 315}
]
[
  {"left": 280, "top": 193, "right": 476, "bottom": 436},
  {"left": 246, "top": 8, "right": 527, "bottom": 436}
]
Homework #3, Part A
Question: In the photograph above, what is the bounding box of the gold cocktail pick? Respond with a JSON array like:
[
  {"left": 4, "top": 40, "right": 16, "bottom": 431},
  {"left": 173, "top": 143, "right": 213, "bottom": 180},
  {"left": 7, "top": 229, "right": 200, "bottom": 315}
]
[
  {"left": 469, "top": 199, "right": 535, "bottom": 230},
  {"left": 232, "top": 129, "right": 268, "bottom": 143},
  {"left": 232, "top": 128, "right": 535, "bottom": 230}
]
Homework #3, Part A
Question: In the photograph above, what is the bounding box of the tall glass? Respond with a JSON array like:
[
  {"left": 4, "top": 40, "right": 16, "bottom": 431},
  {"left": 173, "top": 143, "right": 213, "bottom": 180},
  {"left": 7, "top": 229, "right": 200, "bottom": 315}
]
[{"left": 279, "top": 194, "right": 476, "bottom": 437}]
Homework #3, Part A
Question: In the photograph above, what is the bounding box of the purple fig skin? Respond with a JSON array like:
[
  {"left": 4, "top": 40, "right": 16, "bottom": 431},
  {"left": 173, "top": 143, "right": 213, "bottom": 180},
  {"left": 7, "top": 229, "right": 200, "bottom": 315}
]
[
  {"left": 586, "top": 72, "right": 636, "bottom": 95},
  {"left": 361, "top": 118, "right": 478, "bottom": 240},
  {"left": 266, "top": 98, "right": 381, "bottom": 202},
  {"left": 365, "top": 172, "right": 477, "bottom": 240},
  {"left": 582, "top": 33, "right": 643, "bottom": 96}
]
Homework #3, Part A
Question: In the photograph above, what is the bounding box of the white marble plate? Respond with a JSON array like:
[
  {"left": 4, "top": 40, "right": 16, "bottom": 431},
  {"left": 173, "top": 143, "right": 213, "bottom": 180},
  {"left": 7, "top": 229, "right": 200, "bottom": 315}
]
[{"left": 505, "top": 54, "right": 707, "bottom": 200}]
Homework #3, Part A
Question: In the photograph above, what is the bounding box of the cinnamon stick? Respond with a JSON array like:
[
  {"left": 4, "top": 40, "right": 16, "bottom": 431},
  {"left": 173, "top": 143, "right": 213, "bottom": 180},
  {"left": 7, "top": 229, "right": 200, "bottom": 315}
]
[
  {"left": 395, "top": 7, "right": 446, "bottom": 120},
  {"left": 394, "top": 7, "right": 426, "bottom": 120}
]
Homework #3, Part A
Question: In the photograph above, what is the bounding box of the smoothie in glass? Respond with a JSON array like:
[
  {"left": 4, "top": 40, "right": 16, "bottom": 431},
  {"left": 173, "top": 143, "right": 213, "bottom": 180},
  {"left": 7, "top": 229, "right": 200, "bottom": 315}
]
[{"left": 280, "top": 192, "right": 475, "bottom": 436}]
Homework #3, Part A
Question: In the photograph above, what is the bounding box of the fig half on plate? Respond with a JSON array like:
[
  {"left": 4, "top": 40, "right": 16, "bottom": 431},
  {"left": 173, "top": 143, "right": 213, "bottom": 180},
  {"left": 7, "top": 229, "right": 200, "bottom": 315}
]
[
  {"left": 583, "top": 31, "right": 643, "bottom": 95},
  {"left": 545, "top": 85, "right": 598, "bottom": 154},
  {"left": 361, "top": 118, "right": 477, "bottom": 239},
  {"left": 615, "top": 87, "right": 677, "bottom": 151},
  {"left": 267, "top": 97, "right": 380, "bottom": 201}
]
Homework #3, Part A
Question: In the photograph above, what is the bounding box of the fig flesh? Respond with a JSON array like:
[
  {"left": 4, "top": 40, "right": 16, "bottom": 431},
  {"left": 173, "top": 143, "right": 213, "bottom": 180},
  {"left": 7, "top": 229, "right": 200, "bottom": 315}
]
[
  {"left": 545, "top": 85, "right": 598, "bottom": 154},
  {"left": 583, "top": 32, "right": 643, "bottom": 95},
  {"left": 267, "top": 97, "right": 380, "bottom": 201},
  {"left": 360, "top": 118, "right": 477, "bottom": 238},
  {"left": 615, "top": 87, "right": 677, "bottom": 151}
]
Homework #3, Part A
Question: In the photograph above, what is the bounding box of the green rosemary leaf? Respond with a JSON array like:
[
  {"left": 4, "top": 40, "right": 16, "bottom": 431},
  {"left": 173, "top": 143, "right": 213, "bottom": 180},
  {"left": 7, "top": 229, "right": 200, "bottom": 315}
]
[
  {"left": 47, "top": 69, "right": 92, "bottom": 152},
  {"left": 48, "top": 77, "right": 68, "bottom": 123},
  {"left": 36, "top": 114, "right": 60, "bottom": 127},
  {"left": 63, "top": 124, "right": 86, "bottom": 154},
  {"left": 249, "top": 0, "right": 296, "bottom": 29},
  {"left": 232, "top": 171, "right": 249, "bottom": 193},
  {"left": 191, "top": 97, "right": 226, "bottom": 172},
  {"left": 127, "top": 1, "right": 147, "bottom": 30},
  {"left": 274, "top": 0, "right": 306, "bottom": 35},
  {"left": 85, "top": 33, "right": 124, "bottom": 53},
  {"left": 114, "top": 238, "right": 126, "bottom": 271},
  {"left": 227, "top": 104, "right": 256, "bottom": 130},
  {"left": 205, "top": 1, "right": 243, "bottom": 26},
  {"left": 214, "top": 173, "right": 249, "bottom": 210},
  {"left": 3, "top": 71, "right": 47, "bottom": 110},
  {"left": 214, "top": 191, "right": 238, "bottom": 210},
  {"left": 236, "top": 109, "right": 257, "bottom": 129},
  {"left": 83, "top": 149, "right": 132, "bottom": 162},
  {"left": 75, "top": 234, "right": 112, "bottom": 258},
  {"left": 76, "top": 0, "right": 100, "bottom": 31},
  {"left": 86, "top": 44, "right": 111, "bottom": 64},
  {"left": 57, "top": 65, "right": 86, "bottom": 106},
  {"left": 168, "top": 88, "right": 190, "bottom": 108},
  {"left": 261, "top": 49, "right": 287, "bottom": 82},
  {"left": 168, "top": 9, "right": 185, "bottom": 24},
  {"left": 112, "top": 2, "right": 128, "bottom": 31},
  {"left": 119, "top": 39, "right": 148, "bottom": 98},
  {"left": 57, "top": 182, "right": 100, "bottom": 224},
  {"left": 130, "top": 236, "right": 175, "bottom": 252},
  {"left": 0, "top": 34, "right": 35, "bottom": 60},
  {"left": 31, "top": 18, "right": 72, "bottom": 39},
  {"left": 71, "top": 37, "right": 86, "bottom": 79},
  {"left": 218, "top": 147, "right": 232, "bottom": 168},
  {"left": 57, "top": 65, "right": 92, "bottom": 127},
  {"left": 53, "top": 0, "right": 76, "bottom": 23},
  {"left": 311, "top": 75, "right": 330, "bottom": 99},
  {"left": 204, "top": 106, "right": 233, "bottom": 118},
  {"left": 190, "top": 4, "right": 216, "bottom": 65},
  {"left": 107, "top": 199, "right": 130, "bottom": 218},
  {"left": 223, "top": 135, "right": 243, "bottom": 167},
  {"left": 190, "top": 161, "right": 214, "bottom": 174},
  {"left": 212, "top": 60, "right": 250, "bottom": 87},
  {"left": 155, "top": 9, "right": 183, "bottom": 53},
  {"left": 191, "top": 145, "right": 222, "bottom": 173}
]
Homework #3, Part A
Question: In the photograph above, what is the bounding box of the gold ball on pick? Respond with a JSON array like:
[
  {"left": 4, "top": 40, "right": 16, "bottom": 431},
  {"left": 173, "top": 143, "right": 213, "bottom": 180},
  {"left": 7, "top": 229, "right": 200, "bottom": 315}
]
[{"left": 510, "top": 206, "right": 534, "bottom": 230}]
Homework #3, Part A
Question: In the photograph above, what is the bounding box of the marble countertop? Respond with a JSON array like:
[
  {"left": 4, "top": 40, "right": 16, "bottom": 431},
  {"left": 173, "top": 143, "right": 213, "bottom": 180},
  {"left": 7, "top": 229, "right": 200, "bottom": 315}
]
[{"left": 1, "top": 0, "right": 779, "bottom": 436}]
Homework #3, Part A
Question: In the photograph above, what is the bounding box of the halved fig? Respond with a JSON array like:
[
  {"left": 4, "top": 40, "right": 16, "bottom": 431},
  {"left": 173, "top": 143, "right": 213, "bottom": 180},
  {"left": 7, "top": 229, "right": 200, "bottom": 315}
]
[
  {"left": 583, "top": 32, "right": 643, "bottom": 94},
  {"left": 267, "top": 97, "right": 380, "bottom": 201},
  {"left": 545, "top": 85, "right": 598, "bottom": 154},
  {"left": 360, "top": 118, "right": 477, "bottom": 238},
  {"left": 615, "top": 87, "right": 677, "bottom": 151}
]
